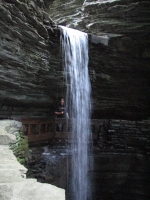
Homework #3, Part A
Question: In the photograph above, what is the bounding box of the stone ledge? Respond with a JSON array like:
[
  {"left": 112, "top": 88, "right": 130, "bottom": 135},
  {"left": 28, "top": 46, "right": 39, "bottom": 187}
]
[
  {"left": 0, "top": 119, "right": 65, "bottom": 200},
  {"left": 0, "top": 145, "right": 65, "bottom": 200}
]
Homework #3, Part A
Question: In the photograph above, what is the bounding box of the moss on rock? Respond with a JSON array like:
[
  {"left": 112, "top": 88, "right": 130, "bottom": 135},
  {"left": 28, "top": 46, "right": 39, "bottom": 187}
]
[{"left": 10, "top": 131, "right": 29, "bottom": 164}]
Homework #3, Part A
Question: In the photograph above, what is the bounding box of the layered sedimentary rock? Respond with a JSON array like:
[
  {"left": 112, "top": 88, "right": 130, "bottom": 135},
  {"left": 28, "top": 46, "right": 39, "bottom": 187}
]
[
  {"left": 0, "top": 0, "right": 150, "bottom": 119},
  {"left": 1, "top": 2, "right": 149, "bottom": 200},
  {"left": 0, "top": 0, "right": 62, "bottom": 118},
  {"left": 25, "top": 118, "right": 150, "bottom": 200},
  {"left": 47, "top": 0, "right": 150, "bottom": 119}
]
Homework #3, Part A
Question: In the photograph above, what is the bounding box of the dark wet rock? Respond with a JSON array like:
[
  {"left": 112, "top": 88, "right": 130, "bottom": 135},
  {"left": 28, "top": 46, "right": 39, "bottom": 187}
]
[
  {"left": 0, "top": 0, "right": 150, "bottom": 119},
  {"left": 25, "top": 125, "right": 150, "bottom": 200},
  {"left": 0, "top": 0, "right": 62, "bottom": 118},
  {"left": 46, "top": 0, "right": 150, "bottom": 119}
]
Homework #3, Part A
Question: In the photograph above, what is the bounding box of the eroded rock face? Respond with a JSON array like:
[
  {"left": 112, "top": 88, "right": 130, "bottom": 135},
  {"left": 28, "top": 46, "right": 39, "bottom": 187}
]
[
  {"left": 0, "top": 0, "right": 63, "bottom": 118},
  {"left": 0, "top": 0, "right": 150, "bottom": 119},
  {"left": 47, "top": 0, "right": 150, "bottom": 119}
]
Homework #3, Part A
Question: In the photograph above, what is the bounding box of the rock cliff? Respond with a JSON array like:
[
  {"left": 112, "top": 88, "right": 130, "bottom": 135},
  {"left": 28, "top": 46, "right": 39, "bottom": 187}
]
[
  {"left": 48, "top": 0, "right": 150, "bottom": 119},
  {"left": 0, "top": 0, "right": 61, "bottom": 118},
  {"left": 0, "top": 0, "right": 150, "bottom": 119}
]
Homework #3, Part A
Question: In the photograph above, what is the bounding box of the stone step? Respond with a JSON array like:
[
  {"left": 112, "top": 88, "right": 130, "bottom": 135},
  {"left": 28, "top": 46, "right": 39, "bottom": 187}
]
[
  {"left": 0, "top": 134, "right": 16, "bottom": 145},
  {"left": 0, "top": 146, "right": 27, "bottom": 176},
  {"left": 12, "top": 181, "right": 65, "bottom": 200},
  {"left": 0, "top": 128, "right": 7, "bottom": 135},
  {"left": 0, "top": 163, "right": 25, "bottom": 169},
  {"left": 0, "top": 178, "right": 37, "bottom": 186},
  {"left": 0, "top": 149, "right": 16, "bottom": 158},
  {"left": 0, "top": 150, "right": 13, "bottom": 155},
  {"left": 0, "top": 179, "right": 65, "bottom": 200},
  {"left": 0, "top": 164, "right": 27, "bottom": 176},
  {"left": 0, "top": 179, "right": 37, "bottom": 200},
  {"left": 0, "top": 158, "right": 20, "bottom": 165},
  {"left": 0, "top": 169, "right": 23, "bottom": 183},
  {"left": 0, "top": 154, "right": 16, "bottom": 160},
  {"left": 0, "top": 145, "right": 10, "bottom": 150}
]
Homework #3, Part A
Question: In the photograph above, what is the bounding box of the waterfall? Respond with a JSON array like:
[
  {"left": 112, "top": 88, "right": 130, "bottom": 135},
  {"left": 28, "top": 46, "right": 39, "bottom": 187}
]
[{"left": 60, "top": 26, "right": 92, "bottom": 200}]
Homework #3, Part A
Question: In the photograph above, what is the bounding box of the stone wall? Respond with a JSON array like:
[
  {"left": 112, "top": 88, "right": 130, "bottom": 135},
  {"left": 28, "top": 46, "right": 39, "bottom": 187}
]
[
  {"left": 91, "top": 118, "right": 150, "bottom": 199},
  {"left": 92, "top": 152, "right": 150, "bottom": 200},
  {"left": 95, "top": 119, "right": 150, "bottom": 155}
]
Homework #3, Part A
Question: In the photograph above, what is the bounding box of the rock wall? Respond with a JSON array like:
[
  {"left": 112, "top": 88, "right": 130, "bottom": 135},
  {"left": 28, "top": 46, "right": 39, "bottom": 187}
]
[
  {"left": 95, "top": 118, "right": 150, "bottom": 155},
  {"left": 47, "top": 0, "right": 150, "bottom": 119},
  {"left": 92, "top": 118, "right": 150, "bottom": 199},
  {"left": 1, "top": 2, "right": 149, "bottom": 199},
  {"left": 0, "top": 119, "right": 22, "bottom": 144},
  {"left": 0, "top": 0, "right": 62, "bottom": 119},
  {"left": 92, "top": 153, "right": 150, "bottom": 200},
  {"left": 0, "top": 0, "right": 150, "bottom": 119},
  {"left": 25, "top": 119, "right": 150, "bottom": 200}
]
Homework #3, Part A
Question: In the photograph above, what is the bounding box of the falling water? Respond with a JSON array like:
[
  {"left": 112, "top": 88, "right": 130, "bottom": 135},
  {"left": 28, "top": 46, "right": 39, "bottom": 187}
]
[{"left": 60, "top": 26, "right": 92, "bottom": 200}]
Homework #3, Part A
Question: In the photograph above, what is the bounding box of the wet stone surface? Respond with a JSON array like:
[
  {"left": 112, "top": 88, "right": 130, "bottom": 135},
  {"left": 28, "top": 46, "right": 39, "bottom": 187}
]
[
  {"left": 25, "top": 140, "right": 71, "bottom": 189},
  {"left": 24, "top": 118, "right": 150, "bottom": 199},
  {"left": 25, "top": 136, "right": 150, "bottom": 200}
]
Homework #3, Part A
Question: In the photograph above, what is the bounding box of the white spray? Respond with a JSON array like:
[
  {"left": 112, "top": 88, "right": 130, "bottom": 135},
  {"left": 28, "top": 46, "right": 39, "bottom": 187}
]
[{"left": 60, "top": 26, "right": 92, "bottom": 200}]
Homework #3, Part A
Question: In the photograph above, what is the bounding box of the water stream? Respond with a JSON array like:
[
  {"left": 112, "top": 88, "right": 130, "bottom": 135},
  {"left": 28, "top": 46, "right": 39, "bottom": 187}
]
[{"left": 60, "top": 26, "right": 92, "bottom": 200}]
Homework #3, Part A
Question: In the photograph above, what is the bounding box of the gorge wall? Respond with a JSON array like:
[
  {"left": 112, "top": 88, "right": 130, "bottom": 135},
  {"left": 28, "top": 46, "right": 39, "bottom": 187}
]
[
  {"left": 0, "top": 0, "right": 61, "bottom": 119},
  {"left": 1, "top": 1, "right": 149, "bottom": 199},
  {"left": 0, "top": 0, "right": 150, "bottom": 120},
  {"left": 46, "top": 0, "right": 150, "bottom": 119},
  {"left": 25, "top": 118, "right": 150, "bottom": 200}
]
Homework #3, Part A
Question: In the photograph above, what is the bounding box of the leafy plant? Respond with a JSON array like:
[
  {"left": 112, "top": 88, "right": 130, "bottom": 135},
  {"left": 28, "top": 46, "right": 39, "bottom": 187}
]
[{"left": 10, "top": 131, "right": 29, "bottom": 164}]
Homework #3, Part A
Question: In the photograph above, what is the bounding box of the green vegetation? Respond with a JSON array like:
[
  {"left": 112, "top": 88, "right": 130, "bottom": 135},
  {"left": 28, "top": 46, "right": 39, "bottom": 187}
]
[{"left": 10, "top": 131, "right": 29, "bottom": 165}]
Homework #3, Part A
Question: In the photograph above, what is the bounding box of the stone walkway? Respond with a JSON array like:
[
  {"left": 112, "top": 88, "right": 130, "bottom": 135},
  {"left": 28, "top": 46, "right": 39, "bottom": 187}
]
[{"left": 0, "top": 120, "right": 65, "bottom": 200}]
